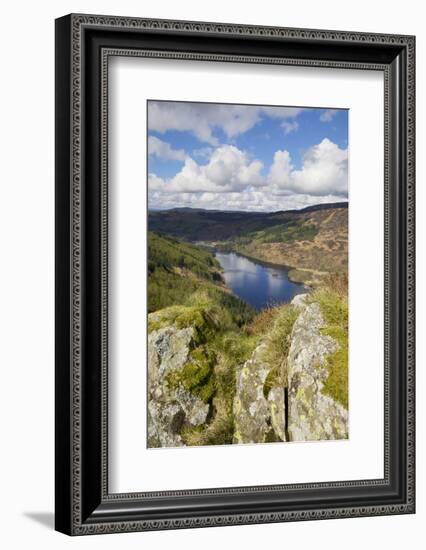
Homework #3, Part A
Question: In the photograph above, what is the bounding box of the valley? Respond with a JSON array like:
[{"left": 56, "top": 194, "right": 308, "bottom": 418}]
[
  {"left": 149, "top": 202, "right": 348, "bottom": 287},
  {"left": 147, "top": 202, "right": 349, "bottom": 448}
]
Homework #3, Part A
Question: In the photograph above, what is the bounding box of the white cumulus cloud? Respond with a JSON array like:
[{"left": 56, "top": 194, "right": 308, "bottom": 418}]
[
  {"left": 148, "top": 136, "right": 186, "bottom": 161},
  {"left": 148, "top": 138, "right": 348, "bottom": 211},
  {"left": 148, "top": 102, "right": 306, "bottom": 145},
  {"left": 148, "top": 187, "right": 344, "bottom": 212},
  {"left": 148, "top": 102, "right": 260, "bottom": 145},
  {"left": 148, "top": 144, "right": 265, "bottom": 195},
  {"left": 268, "top": 138, "right": 348, "bottom": 197}
]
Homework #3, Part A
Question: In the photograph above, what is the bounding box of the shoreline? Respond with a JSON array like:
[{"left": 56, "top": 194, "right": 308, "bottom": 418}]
[
  {"left": 213, "top": 247, "right": 313, "bottom": 288},
  {"left": 195, "top": 240, "right": 342, "bottom": 288}
]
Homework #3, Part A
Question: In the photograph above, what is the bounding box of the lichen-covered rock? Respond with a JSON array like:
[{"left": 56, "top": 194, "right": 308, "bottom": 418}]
[
  {"left": 268, "top": 387, "right": 286, "bottom": 442},
  {"left": 147, "top": 324, "right": 209, "bottom": 447},
  {"left": 233, "top": 344, "right": 286, "bottom": 444},
  {"left": 287, "top": 302, "right": 348, "bottom": 441},
  {"left": 291, "top": 293, "right": 309, "bottom": 309}
]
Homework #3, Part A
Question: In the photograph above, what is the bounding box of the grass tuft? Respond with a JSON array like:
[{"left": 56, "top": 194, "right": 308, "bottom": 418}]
[
  {"left": 309, "top": 285, "right": 348, "bottom": 409},
  {"left": 246, "top": 306, "right": 280, "bottom": 336},
  {"left": 262, "top": 304, "right": 298, "bottom": 397}
]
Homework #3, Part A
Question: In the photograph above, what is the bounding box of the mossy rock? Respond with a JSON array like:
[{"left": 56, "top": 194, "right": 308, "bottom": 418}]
[
  {"left": 148, "top": 304, "right": 219, "bottom": 344},
  {"left": 311, "top": 288, "right": 348, "bottom": 409},
  {"left": 166, "top": 345, "right": 217, "bottom": 404}
]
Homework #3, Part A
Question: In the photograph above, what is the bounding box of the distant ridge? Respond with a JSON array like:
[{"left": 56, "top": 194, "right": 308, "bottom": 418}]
[
  {"left": 149, "top": 201, "right": 348, "bottom": 216},
  {"left": 287, "top": 201, "right": 348, "bottom": 214}
]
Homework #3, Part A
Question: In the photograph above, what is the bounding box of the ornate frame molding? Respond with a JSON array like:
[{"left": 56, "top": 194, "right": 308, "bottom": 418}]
[{"left": 55, "top": 14, "right": 415, "bottom": 535}]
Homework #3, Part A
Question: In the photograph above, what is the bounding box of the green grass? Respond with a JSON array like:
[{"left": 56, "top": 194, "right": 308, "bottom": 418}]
[
  {"left": 262, "top": 304, "right": 299, "bottom": 397},
  {"left": 166, "top": 346, "right": 217, "bottom": 403},
  {"left": 229, "top": 221, "right": 318, "bottom": 250},
  {"left": 148, "top": 232, "right": 255, "bottom": 326},
  {"left": 246, "top": 305, "right": 281, "bottom": 336},
  {"left": 181, "top": 330, "right": 259, "bottom": 446},
  {"left": 253, "top": 222, "right": 318, "bottom": 244},
  {"left": 148, "top": 303, "right": 222, "bottom": 347},
  {"left": 187, "top": 286, "right": 255, "bottom": 328},
  {"left": 148, "top": 228, "right": 348, "bottom": 445},
  {"left": 310, "top": 287, "right": 349, "bottom": 409},
  {"left": 148, "top": 231, "right": 220, "bottom": 279},
  {"left": 148, "top": 269, "right": 198, "bottom": 313},
  {"left": 148, "top": 263, "right": 258, "bottom": 447},
  {"left": 148, "top": 231, "right": 221, "bottom": 313}
]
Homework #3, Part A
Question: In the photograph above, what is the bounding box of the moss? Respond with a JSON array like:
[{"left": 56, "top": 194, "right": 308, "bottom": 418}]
[
  {"left": 321, "top": 327, "right": 348, "bottom": 409},
  {"left": 295, "top": 387, "right": 305, "bottom": 401},
  {"left": 149, "top": 298, "right": 258, "bottom": 447},
  {"left": 310, "top": 288, "right": 349, "bottom": 409},
  {"left": 147, "top": 305, "right": 184, "bottom": 333},
  {"left": 212, "top": 332, "right": 258, "bottom": 367},
  {"left": 167, "top": 346, "right": 217, "bottom": 403},
  {"left": 174, "top": 306, "right": 217, "bottom": 344},
  {"left": 181, "top": 330, "right": 259, "bottom": 447},
  {"left": 195, "top": 375, "right": 216, "bottom": 403},
  {"left": 148, "top": 303, "right": 219, "bottom": 344}
]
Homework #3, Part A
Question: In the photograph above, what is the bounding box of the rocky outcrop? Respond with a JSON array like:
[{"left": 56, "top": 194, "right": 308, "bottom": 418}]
[
  {"left": 147, "top": 324, "right": 210, "bottom": 448},
  {"left": 287, "top": 301, "right": 348, "bottom": 441},
  {"left": 268, "top": 387, "right": 286, "bottom": 442},
  {"left": 233, "top": 344, "right": 286, "bottom": 444},
  {"left": 232, "top": 292, "right": 348, "bottom": 445},
  {"left": 290, "top": 293, "right": 308, "bottom": 310},
  {"left": 148, "top": 291, "right": 348, "bottom": 447}
]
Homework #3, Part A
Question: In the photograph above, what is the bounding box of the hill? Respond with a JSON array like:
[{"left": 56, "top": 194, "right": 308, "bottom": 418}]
[
  {"left": 148, "top": 287, "right": 348, "bottom": 448},
  {"left": 147, "top": 232, "right": 254, "bottom": 324},
  {"left": 147, "top": 223, "right": 349, "bottom": 448},
  {"left": 148, "top": 202, "right": 347, "bottom": 242},
  {"left": 148, "top": 203, "right": 348, "bottom": 286},
  {"left": 230, "top": 206, "right": 348, "bottom": 285}
]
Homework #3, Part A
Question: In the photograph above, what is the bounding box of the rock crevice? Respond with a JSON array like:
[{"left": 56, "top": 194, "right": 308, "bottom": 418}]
[
  {"left": 233, "top": 344, "right": 286, "bottom": 444},
  {"left": 287, "top": 301, "right": 348, "bottom": 441},
  {"left": 148, "top": 293, "right": 348, "bottom": 447},
  {"left": 232, "top": 294, "right": 348, "bottom": 444}
]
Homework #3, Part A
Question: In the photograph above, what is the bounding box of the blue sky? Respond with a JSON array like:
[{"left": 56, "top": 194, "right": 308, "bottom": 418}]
[{"left": 147, "top": 101, "right": 348, "bottom": 212}]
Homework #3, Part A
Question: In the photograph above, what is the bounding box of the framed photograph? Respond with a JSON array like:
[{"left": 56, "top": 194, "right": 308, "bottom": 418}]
[{"left": 55, "top": 14, "right": 415, "bottom": 535}]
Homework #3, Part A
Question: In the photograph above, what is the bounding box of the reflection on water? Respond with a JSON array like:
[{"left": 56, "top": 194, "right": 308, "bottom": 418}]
[{"left": 215, "top": 252, "right": 305, "bottom": 310}]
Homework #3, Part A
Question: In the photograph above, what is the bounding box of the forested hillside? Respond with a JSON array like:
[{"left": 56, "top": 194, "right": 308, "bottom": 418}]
[
  {"left": 149, "top": 203, "right": 348, "bottom": 286},
  {"left": 148, "top": 232, "right": 254, "bottom": 324}
]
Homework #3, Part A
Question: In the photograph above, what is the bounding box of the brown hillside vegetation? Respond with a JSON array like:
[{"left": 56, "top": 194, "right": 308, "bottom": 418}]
[
  {"left": 148, "top": 203, "right": 348, "bottom": 287},
  {"left": 234, "top": 207, "right": 348, "bottom": 286}
]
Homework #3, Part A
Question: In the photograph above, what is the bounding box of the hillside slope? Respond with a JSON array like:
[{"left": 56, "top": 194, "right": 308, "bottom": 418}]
[
  {"left": 148, "top": 231, "right": 254, "bottom": 323},
  {"left": 148, "top": 203, "right": 348, "bottom": 286},
  {"left": 148, "top": 202, "right": 348, "bottom": 241},
  {"left": 147, "top": 230, "right": 348, "bottom": 448},
  {"left": 148, "top": 287, "right": 349, "bottom": 447},
  {"left": 232, "top": 206, "right": 348, "bottom": 286}
]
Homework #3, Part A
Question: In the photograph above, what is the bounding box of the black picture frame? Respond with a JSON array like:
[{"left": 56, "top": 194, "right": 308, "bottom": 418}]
[{"left": 55, "top": 13, "right": 415, "bottom": 535}]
